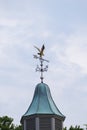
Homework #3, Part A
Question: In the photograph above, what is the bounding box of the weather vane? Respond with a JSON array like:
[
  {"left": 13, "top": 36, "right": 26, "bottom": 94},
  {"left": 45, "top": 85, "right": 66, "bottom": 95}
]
[{"left": 33, "top": 44, "right": 49, "bottom": 83}]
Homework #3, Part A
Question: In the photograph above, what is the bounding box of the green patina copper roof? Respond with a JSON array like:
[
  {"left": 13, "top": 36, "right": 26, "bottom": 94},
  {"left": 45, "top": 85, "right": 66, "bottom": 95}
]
[{"left": 23, "top": 83, "right": 65, "bottom": 119}]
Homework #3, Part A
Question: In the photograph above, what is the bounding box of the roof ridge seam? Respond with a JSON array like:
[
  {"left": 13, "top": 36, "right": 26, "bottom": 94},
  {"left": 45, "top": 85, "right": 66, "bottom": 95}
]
[
  {"left": 45, "top": 85, "right": 55, "bottom": 114},
  {"left": 36, "top": 86, "right": 40, "bottom": 113}
]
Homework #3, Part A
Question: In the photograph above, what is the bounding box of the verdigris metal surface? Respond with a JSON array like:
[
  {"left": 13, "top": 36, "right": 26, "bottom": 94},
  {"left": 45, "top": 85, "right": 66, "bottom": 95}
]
[{"left": 23, "top": 83, "right": 65, "bottom": 119}]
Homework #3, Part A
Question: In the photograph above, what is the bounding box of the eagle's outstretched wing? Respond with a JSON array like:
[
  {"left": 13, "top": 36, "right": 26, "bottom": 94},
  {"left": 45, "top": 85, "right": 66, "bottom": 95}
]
[
  {"left": 41, "top": 44, "right": 45, "bottom": 52},
  {"left": 40, "top": 44, "right": 45, "bottom": 57},
  {"left": 34, "top": 46, "right": 41, "bottom": 52},
  {"left": 34, "top": 44, "right": 45, "bottom": 57}
]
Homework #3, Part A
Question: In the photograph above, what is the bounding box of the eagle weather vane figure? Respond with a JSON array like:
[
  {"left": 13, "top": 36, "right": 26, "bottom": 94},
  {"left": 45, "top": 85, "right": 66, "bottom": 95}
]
[{"left": 33, "top": 44, "right": 49, "bottom": 83}]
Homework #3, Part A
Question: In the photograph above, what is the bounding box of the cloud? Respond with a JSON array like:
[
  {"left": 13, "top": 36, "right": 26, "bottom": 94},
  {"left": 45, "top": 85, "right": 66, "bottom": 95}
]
[
  {"left": 66, "top": 32, "right": 87, "bottom": 74},
  {"left": 48, "top": 29, "right": 87, "bottom": 74},
  {"left": 0, "top": 0, "right": 87, "bottom": 127}
]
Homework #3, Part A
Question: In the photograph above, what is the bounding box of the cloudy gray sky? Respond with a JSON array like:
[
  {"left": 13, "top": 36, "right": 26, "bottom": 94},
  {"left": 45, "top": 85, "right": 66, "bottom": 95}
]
[{"left": 0, "top": 0, "right": 87, "bottom": 128}]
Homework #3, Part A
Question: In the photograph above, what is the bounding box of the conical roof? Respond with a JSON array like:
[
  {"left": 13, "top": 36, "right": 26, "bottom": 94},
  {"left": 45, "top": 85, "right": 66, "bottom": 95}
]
[{"left": 22, "top": 83, "right": 65, "bottom": 120}]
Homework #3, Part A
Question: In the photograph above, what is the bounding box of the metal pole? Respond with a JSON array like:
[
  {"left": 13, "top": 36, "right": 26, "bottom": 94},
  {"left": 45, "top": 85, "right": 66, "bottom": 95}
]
[{"left": 40, "top": 58, "right": 44, "bottom": 83}]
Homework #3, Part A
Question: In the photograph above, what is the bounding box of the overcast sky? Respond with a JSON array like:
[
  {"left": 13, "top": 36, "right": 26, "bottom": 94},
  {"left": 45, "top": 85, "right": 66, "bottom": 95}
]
[{"left": 0, "top": 0, "right": 87, "bottom": 128}]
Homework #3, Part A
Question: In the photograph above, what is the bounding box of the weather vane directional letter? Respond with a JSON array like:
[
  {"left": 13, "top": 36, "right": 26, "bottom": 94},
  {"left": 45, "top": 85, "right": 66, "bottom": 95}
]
[{"left": 33, "top": 44, "right": 49, "bottom": 83}]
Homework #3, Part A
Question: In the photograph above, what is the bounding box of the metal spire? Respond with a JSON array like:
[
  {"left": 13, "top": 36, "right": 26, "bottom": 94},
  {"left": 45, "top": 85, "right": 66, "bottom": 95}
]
[{"left": 33, "top": 44, "right": 49, "bottom": 83}]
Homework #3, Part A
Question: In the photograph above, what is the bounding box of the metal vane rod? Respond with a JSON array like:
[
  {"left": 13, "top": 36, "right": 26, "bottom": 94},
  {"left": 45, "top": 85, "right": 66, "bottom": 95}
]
[{"left": 33, "top": 44, "right": 49, "bottom": 83}]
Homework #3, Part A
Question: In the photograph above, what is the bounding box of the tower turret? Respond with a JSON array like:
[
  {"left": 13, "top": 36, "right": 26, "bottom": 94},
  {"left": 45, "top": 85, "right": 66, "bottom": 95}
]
[{"left": 21, "top": 45, "right": 65, "bottom": 130}]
